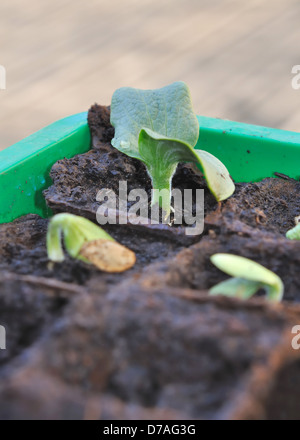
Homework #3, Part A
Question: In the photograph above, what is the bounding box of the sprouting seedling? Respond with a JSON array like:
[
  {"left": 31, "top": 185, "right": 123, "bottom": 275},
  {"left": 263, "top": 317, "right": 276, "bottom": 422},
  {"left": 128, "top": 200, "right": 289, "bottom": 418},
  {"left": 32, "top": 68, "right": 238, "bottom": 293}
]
[
  {"left": 209, "top": 253, "right": 284, "bottom": 302},
  {"left": 47, "top": 213, "right": 136, "bottom": 272},
  {"left": 286, "top": 221, "right": 300, "bottom": 240},
  {"left": 110, "top": 81, "right": 235, "bottom": 218}
]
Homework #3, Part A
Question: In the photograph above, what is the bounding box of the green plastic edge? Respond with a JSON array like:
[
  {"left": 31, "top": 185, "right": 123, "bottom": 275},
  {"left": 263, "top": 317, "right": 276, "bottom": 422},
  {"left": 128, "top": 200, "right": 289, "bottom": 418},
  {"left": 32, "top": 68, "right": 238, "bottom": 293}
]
[
  {"left": 196, "top": 116, "right": 300, "bottom": 182},
  {"left": 0, "top": 112, "right": 300, "bottom": 224},
  {"left": 0, "top": 112, "right": 90, "bottom": 224}
]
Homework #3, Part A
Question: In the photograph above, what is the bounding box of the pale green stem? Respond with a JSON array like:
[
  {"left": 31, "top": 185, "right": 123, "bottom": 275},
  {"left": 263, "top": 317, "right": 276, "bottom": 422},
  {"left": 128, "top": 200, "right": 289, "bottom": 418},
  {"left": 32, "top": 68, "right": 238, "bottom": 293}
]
[
  {"left": 47, "top": 217, "right": 65, "bottom": 262},
  {"left": 150, "top": 176, "right": 172, "bottom": 219}
]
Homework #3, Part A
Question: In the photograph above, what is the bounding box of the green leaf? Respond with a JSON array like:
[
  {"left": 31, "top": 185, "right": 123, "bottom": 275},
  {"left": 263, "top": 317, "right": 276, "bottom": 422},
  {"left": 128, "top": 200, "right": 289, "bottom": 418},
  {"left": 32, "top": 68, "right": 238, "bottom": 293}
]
[
  {"left": 210, "top": 278, "right": 263, "bottom": 299},
  {"left": 210, "top": 253, "right": 284, "bottom": 302},
  {"left": 139, "top": 129, "right": 235, "bottom": 209},
  {"left": 286, "top": 223, "right": 300, "bottom": 240},
  {"left": 111, "top": 82, "right": 199, "bottom": 159},
  {"left": 211, "top": 253, "right": 280, "bottom": 285},
  {"left": 110, "top": 82, "right": 235, "bottom": 216}
]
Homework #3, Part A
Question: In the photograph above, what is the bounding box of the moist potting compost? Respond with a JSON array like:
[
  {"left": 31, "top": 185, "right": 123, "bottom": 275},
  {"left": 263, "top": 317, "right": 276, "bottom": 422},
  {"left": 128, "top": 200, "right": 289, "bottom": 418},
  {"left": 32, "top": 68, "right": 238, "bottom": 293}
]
[{"left": 1, "top": 100, "right": 300, "bottom": 420}]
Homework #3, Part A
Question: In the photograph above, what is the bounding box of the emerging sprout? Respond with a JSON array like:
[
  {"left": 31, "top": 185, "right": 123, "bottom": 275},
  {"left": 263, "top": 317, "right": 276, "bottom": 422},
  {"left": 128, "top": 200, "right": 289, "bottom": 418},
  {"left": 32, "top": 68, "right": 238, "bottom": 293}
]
[
  {"left": 110, "top": 81, "right": 235, "bottom": 218},
  {"left": 209, "top": 253, "right": 284, "bottom": 302},
  {"left": 47, "top": 213, "right": 136, "bottom": 272},
  {"left": 294, "top": 216, "right": 300, "bottom": 225},
  {"left": 286, "top": 223, "right": 300, "bottom": 240}
]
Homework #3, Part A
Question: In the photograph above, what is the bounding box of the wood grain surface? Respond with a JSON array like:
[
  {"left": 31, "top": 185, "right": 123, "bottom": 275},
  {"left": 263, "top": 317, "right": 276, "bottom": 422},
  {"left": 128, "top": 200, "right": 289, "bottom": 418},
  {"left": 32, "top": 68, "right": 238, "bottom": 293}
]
[{"left": 0, "top": 0, "right": 299, "bottom": 150}]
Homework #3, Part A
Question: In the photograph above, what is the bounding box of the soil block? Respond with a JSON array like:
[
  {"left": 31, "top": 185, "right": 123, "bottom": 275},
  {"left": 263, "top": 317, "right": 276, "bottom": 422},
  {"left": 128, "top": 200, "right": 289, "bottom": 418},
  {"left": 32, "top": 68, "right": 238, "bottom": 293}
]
[{"left": 1, "top": 105, "right": 300, "bottom": 419}]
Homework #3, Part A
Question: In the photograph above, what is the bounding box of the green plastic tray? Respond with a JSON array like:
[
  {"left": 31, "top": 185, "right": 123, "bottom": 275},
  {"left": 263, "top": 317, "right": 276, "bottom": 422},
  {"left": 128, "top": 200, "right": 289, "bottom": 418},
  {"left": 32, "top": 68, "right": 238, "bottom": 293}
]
[{"left": 1, "top": 113, "right": 300, "bottom": 224}]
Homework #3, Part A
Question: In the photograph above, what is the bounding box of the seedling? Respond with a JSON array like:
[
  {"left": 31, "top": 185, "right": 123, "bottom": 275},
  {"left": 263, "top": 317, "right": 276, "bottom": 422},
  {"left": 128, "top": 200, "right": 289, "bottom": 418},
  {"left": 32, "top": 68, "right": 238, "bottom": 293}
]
[
  {"left": 286, "top": 222, "right": 300, "bottom": 240},
  {"left": 110, "top": 81, "right": 235, "bottom": 217},
  {"left": 209, "top": 253, "right": 284, "bottom": 302},
  {"left": 47, "top": 213, "right": 136, "bottom": 272}
]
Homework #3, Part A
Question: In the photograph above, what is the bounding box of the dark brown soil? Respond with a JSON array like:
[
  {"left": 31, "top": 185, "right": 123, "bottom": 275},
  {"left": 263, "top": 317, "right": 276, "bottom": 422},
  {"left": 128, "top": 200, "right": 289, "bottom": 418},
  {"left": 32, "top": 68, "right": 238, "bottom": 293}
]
[
  {"left": 1, "top": 104, "right": 300, "bottom": 419},
  {"left": 136, "top": 213, "right": 300, "bottom": 302},
  {"left": 44, "top": 105, "right": 218, "bottom": 247},
  {"left": 1, "top": 283, "right": 300, "bottom": 420},
  {"left": 0, "top": 271, "right": 76, "bottom": 368},
  {"left": 219, "top": 178, "right": 300, "bottom": 235},
  {"left": 30, "top": 288, "right": 300, "bottom": 420}
]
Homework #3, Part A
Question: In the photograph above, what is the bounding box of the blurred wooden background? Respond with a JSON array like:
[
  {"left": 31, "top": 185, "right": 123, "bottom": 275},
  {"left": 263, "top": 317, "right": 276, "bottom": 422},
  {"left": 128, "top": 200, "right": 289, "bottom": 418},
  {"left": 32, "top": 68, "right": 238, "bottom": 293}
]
[{"left": 0, "top": 0, "right": 300, "bottom": 150}]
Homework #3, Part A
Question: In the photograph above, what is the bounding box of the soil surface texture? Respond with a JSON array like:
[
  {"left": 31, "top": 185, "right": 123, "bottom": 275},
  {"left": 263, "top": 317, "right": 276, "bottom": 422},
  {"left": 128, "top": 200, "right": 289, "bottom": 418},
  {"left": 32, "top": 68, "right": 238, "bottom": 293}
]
[{"left": 1, "top": 105, "right": 300, "bottom": 420}]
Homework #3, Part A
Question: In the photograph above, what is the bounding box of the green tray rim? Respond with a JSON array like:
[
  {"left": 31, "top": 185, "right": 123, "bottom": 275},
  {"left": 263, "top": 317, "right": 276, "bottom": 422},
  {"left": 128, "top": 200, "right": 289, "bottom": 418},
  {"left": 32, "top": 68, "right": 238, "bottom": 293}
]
[{"left": 0, "top": 112, "right": 299, "bottom": 224}]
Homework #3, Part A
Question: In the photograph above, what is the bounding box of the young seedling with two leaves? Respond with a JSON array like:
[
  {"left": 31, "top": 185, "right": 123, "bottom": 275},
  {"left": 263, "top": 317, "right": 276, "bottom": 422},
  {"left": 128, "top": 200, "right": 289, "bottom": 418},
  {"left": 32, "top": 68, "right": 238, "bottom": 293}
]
[
  {"left": 47, "top": 213, "right": 136, "bottom": 272},
  {"left": 110, "top": 81, "right": 235, "bottom": 218},
  {"left": 209, "top": 254, "right": 284, "bottom": 302}
]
